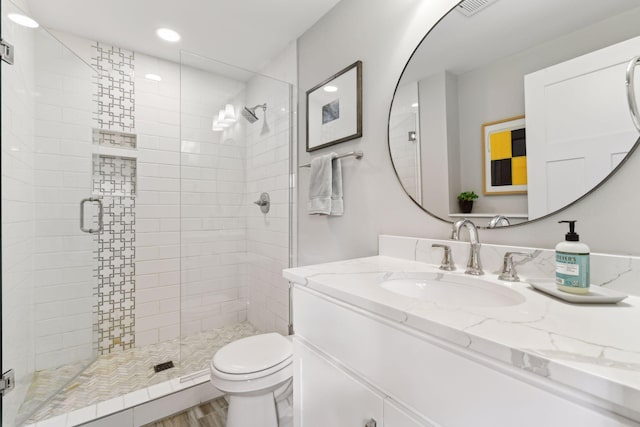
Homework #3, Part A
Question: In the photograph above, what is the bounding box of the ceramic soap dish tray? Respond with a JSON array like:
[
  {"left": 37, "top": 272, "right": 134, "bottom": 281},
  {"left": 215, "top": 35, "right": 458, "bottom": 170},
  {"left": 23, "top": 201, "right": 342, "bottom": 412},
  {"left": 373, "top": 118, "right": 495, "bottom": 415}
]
[{"left": 528, "top": 279, "right": 628, "bottom": 304}]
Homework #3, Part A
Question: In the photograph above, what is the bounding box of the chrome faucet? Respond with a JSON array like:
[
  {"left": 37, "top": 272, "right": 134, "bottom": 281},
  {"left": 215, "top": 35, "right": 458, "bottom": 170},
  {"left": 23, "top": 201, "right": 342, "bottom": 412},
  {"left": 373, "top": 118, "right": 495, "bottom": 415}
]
[
  {"left": 488, "top": 215, "right": 510, "bottom": 228},
  {"left": 451, "top": 219, "right": 483, "bottom": 275}
]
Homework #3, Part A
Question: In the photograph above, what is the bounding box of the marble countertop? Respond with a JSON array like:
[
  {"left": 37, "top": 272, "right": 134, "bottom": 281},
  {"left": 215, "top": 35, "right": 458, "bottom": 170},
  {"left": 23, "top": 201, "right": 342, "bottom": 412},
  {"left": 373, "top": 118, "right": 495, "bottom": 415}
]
[{"left": 284, "top": 255, "right": 640, "bottom": 419}]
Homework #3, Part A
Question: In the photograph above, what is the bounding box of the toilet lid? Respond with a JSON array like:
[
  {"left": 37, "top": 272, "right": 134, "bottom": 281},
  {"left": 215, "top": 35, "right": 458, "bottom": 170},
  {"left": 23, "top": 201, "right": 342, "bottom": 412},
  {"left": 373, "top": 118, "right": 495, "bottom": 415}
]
[{"left": 213, "top": 333, "right": 293, "bottom": 374}]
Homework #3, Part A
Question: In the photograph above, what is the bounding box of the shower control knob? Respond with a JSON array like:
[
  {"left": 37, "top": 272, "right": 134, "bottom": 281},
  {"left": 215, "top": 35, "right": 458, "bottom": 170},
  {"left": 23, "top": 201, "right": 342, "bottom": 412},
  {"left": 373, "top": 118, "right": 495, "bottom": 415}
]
[{"left": 253, "top": 192, "right": 270, "bottom": 214}]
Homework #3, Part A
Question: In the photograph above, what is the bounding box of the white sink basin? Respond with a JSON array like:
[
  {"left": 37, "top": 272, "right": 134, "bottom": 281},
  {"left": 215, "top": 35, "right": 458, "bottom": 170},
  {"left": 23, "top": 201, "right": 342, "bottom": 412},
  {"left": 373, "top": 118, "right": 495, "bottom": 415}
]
[{"left": 380, "top": 272, "right": 525, "bottom": 307}]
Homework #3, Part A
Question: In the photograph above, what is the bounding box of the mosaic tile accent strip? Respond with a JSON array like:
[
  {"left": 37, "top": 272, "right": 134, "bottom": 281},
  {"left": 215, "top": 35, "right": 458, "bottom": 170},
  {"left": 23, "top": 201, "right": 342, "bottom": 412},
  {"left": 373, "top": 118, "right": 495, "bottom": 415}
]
[
  {"left": 97, "top": 193, "right": 136, "bottom": 354},
  {"left": 92, "top": 43, "right": 135, "bottom": 132},
  {"left": 91, "top": 41, "right": 137, "bottom": 356},
  {"left": 23, "top": 322, "right": 260, "bottom": 423},
  {"left": 93, "top": 128, "right": 137, "bottom": 149},
  {"left": 92, "top": 155, "right": 137, "bottom": 197}
]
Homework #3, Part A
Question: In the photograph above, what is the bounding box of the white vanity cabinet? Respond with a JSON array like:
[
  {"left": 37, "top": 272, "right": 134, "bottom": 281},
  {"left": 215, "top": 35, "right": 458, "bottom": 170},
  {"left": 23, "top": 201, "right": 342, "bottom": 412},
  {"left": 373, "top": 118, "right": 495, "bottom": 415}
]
[
  {"left": 295, "top": 338, "right": 427, "bottom": 427},
  {"left": 292, "top": 285, "right": 635, "bottom": 427}
]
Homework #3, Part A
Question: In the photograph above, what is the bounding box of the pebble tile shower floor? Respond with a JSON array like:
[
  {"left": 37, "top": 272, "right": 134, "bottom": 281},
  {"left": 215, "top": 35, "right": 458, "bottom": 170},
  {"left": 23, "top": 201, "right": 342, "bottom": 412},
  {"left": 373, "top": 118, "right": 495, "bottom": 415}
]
[{"left": 21, "top": 322, "right": 259, "bottom": 423}]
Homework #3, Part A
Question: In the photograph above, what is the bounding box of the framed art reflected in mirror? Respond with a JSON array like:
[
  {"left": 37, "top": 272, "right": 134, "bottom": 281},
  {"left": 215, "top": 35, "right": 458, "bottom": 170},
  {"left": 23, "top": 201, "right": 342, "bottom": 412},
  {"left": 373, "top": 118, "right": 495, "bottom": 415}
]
[
  {"left": 307, "top": 61, "right": 362, "bottom": 152},
  {"left": 482, "top": 116, "right": 527, "bottom": 196}
]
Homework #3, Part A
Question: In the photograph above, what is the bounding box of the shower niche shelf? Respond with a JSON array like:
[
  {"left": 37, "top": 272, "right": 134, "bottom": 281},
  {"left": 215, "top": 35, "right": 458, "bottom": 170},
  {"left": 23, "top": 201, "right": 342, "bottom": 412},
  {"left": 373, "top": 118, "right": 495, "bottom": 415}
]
[
  {"left": 93, "top": 128, "right": 137, "bottom": 149},
  {"left": 91, "top": 128, "right": 138, "bottom": 197},
  {"left": 92, "top": 128, "right": 138, "bottom": 159}
]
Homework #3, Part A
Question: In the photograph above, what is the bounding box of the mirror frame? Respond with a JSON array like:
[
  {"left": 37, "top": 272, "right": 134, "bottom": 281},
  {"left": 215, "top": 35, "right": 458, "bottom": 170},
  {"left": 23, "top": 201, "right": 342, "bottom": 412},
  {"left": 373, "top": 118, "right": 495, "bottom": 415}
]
[{"left": 387, "top": 0, "right": 640, "bottom": 229}]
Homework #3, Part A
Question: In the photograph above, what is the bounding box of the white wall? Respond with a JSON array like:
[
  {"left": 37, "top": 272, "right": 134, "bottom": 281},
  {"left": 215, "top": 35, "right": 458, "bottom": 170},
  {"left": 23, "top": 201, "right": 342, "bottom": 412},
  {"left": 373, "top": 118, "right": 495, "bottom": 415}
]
[{"left": 296, "top": 0, "right": 640, "bottom": 266}]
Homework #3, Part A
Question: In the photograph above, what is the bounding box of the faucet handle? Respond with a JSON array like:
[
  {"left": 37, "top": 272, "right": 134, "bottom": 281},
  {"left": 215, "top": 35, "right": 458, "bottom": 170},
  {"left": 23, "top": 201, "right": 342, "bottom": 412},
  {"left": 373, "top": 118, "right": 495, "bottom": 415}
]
[
  {"left": 432, "top": 244, "right": 456, "bottom": 271},
  {"left": 498, "top": 251, "right": 533, "bottom": 282}
]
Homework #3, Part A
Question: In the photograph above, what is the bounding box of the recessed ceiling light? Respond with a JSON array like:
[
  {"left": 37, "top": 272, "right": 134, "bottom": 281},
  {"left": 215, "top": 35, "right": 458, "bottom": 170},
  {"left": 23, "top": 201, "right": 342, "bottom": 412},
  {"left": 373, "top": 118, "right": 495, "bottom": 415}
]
[
  {"left": 411, "top": 102, "right": 419, "bottom": 108},
  {"left": 324, "top": 85, "right": 338, "bottom": 93},
  {"left": 8, "top": 13, "right": 39, "bottom": 28},
  {"left": 144, "top": 73, "right": 162, "bottom": 81},
  {"left": 156, "top": 28, "right": 181, "bottom": 42}
]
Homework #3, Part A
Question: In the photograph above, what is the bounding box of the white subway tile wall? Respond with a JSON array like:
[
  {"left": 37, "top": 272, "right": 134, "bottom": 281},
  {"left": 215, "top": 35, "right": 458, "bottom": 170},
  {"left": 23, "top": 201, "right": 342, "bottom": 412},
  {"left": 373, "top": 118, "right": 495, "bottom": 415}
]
[
  {"left": 136, "top": 51, "right": 296, "bottom": 342},
  {"left": 244, "top": 75, "right": 293, "bottom": 334},
  {"left": 2, "top": 2, "right": 37, "bottom": 425},
  {"left": 32, "top": 30, "right": 96, "bottom": 369},
  {"left": 133, "top": 53, "right": 182, "bottom": 346},
  {"left": 178, "top": 60, "right": 250, "bottom": 338}
]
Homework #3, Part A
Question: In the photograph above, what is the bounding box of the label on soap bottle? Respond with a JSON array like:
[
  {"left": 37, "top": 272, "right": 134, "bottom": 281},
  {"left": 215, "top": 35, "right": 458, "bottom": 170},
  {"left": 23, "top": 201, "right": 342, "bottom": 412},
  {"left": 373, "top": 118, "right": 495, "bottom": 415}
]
[{"left": 555, "top": 251, "right": 589, "bottom": 289}]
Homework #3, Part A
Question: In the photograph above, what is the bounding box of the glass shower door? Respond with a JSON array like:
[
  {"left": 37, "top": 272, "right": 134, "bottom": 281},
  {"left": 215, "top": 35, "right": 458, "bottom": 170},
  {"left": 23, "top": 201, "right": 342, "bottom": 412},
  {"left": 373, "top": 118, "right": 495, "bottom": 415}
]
[
  {"left": 1, "top": 1, "right": 99, "bottom": 425},
  {"left": 179, "top": 51, "right": 294, "bottom": 376}
]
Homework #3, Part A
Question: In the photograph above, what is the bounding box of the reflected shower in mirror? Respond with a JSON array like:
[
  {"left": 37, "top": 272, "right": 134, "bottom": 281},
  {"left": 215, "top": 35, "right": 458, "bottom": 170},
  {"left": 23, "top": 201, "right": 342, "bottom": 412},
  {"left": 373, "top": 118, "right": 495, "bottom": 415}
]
[{"left": 389, "top": 0, "right": 640, "bottom": 228}]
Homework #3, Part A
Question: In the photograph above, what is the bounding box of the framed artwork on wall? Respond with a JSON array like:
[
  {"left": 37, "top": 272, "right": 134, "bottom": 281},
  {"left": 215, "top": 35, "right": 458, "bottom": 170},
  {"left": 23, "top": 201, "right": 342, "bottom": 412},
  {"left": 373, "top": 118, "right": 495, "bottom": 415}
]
[
  {"left": 306, "top": 61, "right": 362, "bottom": 152},
  {"left": 482, "top": 115, "right": 527, "bottom": 195}
]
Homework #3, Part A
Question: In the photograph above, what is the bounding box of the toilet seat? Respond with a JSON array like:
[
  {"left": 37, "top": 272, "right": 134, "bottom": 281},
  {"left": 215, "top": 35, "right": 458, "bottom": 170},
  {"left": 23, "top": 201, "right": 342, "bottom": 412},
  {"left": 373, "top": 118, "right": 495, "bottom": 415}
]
[
  {"left": 212, "top": 332, "right": 292, "bottom": 379},
  {"left": 213, "top": 332, "right": 292, "bottom": 375},
  {"left": 211, "top": 361, "right": 293, "bottom": 395},
  {"left": 211, "top": 355, "right": 292, "bottom": 382}
]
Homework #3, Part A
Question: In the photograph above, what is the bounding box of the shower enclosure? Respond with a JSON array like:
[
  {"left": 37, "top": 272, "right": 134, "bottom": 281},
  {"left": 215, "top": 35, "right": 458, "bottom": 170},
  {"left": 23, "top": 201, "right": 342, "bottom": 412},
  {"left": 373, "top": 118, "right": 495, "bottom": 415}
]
[{"left": 1, "top": 1, "right": 295, "bottom": 424}]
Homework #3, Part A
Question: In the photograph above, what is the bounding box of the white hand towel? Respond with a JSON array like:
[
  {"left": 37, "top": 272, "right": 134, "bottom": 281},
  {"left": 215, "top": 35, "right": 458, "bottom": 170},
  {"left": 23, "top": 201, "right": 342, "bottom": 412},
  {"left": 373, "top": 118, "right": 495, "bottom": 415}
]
[
  {"left": 307, "top": 153, "right": 337, "bottom": 215},
  {"left": 330, "top": 158, "right": 343, "bottom": 216}
]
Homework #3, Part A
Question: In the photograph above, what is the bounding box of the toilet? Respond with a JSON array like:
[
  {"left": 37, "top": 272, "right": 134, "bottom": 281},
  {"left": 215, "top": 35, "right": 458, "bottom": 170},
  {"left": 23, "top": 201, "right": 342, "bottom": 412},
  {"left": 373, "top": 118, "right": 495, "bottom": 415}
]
[{"left": 210, "top": 333, "right": 293, "bottom": 427}]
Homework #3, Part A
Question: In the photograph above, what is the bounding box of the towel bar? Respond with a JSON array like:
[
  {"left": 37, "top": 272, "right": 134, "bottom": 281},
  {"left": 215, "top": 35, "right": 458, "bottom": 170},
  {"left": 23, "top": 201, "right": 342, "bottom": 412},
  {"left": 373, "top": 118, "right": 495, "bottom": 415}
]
[{"left": 299, "top": 151, "right": 363, "bottom": 168}]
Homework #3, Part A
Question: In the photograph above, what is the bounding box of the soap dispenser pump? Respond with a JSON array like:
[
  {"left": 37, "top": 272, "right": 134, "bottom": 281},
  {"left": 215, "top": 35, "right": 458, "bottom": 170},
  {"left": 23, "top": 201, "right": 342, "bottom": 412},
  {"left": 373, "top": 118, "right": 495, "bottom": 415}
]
[{"left": 555, "top": 220, "right": 590, "bottom": 294}]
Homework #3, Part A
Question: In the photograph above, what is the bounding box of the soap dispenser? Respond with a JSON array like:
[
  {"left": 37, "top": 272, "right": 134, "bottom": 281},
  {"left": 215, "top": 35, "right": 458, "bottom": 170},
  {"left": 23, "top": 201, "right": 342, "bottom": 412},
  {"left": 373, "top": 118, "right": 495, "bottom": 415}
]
[{"left": 556, "top": 220, "right": 590, "bottom": 294}]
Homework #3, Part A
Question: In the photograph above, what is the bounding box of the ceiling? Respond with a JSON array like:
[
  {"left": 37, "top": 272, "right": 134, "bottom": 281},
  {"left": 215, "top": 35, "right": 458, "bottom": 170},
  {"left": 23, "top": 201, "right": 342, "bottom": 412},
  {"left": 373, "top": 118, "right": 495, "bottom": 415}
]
[{"left": 26, "top": 0, "right": 341, "bottom": 71}]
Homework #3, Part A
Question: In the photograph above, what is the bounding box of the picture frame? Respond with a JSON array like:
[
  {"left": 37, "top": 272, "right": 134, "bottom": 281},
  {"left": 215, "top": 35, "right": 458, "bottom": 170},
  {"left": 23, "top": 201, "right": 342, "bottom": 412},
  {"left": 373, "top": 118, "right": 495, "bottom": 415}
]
[
  {"left": 482, "top": 115, "right": 527, "bottom": 195},
  {"left": 306, "top": 61, "right": 362, "bottom": 152}
]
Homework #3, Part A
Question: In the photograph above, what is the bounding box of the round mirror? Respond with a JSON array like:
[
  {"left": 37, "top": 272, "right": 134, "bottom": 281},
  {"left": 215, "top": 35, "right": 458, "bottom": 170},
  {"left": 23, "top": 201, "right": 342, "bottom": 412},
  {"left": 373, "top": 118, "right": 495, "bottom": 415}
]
[{"left": 389, "top": 0, "right": 640, "bottom": 228}]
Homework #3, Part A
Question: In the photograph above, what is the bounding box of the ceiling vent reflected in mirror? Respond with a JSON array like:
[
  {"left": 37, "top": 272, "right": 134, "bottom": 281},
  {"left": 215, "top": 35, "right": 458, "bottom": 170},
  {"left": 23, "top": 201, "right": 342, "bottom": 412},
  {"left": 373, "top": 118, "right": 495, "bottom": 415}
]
[{"left": 456, "top": 0, "right": 500, "bottom": 17}]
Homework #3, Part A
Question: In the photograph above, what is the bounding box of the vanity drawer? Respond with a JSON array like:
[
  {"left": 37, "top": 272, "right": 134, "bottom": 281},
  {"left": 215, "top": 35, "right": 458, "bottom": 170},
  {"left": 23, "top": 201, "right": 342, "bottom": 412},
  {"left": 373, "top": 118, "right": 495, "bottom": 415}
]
[
  {"left": 293, "top": 286, "right": 633, "bottom": 426},
  {"left": 294, "top": 338, "right": 384, "bottom": 427}
]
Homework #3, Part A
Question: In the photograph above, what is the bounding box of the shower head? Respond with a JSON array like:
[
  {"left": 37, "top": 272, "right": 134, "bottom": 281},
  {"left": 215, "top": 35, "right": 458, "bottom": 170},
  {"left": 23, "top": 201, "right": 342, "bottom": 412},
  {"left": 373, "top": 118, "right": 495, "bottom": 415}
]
[
  {"left": 242, "top": 107, "right": 259, "bottom": 123},
  {"left": 241, "top": 103, "right": 267, "bottom": 123}
]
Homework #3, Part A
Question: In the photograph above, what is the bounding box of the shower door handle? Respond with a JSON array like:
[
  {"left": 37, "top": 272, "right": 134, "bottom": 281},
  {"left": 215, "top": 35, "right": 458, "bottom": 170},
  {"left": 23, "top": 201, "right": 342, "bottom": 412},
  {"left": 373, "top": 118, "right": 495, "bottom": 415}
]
[
  {"left": 626, "top": 55, "right": 640, "bottom": 133},
  {"left": 80, "top": 198, "right": 104, "bottom": 234}
]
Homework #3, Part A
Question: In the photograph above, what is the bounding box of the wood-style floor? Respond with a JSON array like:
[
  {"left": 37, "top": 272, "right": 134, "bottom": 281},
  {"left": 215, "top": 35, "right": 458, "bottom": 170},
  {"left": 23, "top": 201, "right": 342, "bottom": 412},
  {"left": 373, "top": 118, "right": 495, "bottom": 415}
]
[{"left": 143, "top": 396, "right": 228, "bottom": 427}]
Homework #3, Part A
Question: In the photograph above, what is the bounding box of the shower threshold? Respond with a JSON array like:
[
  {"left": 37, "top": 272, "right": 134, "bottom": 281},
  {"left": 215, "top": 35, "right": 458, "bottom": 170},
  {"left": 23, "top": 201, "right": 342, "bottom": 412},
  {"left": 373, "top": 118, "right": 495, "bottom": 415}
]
[{"left": 21, "top": 321, "right": 259, "bottom": 425}]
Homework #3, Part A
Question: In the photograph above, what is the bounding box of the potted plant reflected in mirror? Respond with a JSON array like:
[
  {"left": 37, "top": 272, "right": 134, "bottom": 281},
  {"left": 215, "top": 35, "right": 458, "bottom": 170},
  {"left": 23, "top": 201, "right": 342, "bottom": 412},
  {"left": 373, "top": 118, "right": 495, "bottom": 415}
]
[{"left": 457, "top": 191, "right": 479, "bottom": 214}]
